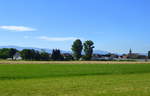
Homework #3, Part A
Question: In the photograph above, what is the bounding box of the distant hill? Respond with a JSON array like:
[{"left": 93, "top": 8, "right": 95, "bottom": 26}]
[
  {"left": 0, "top": 45, "right": 71, "bottom": 53},
  {"left": 0, "top": 45, "right": 55, "bottom": 53},
  {"left": 0, "top": 45, "right": 110, "bottom": 54},
  {"left": 93, "top": 50, "right": 110, "bottom": 54}
]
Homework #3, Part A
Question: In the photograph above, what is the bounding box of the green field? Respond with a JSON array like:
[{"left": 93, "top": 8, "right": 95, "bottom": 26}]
[{"left": 0, "top": 63, "right": 150, "bottom": 96}]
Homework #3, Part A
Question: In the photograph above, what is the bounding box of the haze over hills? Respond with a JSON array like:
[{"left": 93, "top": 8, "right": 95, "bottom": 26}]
[
  {"left": 0, "top": 45, "right": 148, "bottom": 55},
  {"left": 0, "top": 45, "right": 110, "bottom": 54}
]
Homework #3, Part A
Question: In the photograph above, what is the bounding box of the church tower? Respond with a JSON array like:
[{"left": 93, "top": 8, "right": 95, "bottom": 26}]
[{"left": 128, "top": 48, "right": 132, "bottom": 58}]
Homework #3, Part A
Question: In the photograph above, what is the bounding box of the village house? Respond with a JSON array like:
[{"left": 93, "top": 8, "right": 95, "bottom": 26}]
[
  {"left": 62, "top": 53, "right": 73, "bottom": 61},
  {"left": 13, "top": 52, "right": 22, "bottom": 60},
  {"left": 91, "top": 53, "right": 119, "bottom": 61}
]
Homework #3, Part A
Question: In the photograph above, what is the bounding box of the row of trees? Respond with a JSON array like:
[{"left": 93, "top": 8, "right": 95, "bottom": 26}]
[
  {"left": 0, "top": 48, "right": 50, "bottom": 60},
  {"left": 0, "top": 48, "right": 18, "bottom": 59},
  {"left": 0, "top": 48, "right": 68, "bottom": 61},
  {"left": 71, "top": 39, "right": 94, "bottom": 60},
  {"left": 20, "top": 49, "right": 50, "bottom": 60},
  {"left": 0, "top": 39, "right": 94, "bottom": 61},
  {"left": 1, "top": 40, "right": 150, "bottom": 61},
  {"left": 20, "top": 39, "right": 95, "bottom": 61}
]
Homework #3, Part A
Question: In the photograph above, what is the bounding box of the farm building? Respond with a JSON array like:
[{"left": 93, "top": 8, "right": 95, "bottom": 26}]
[{"left": 13, "top": 52, "right": 22, "bottom": 60}]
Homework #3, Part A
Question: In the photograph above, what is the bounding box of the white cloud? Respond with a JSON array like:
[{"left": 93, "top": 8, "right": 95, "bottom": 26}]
[
  {"left": 0, "top": 26, "right": 36, "bottom": 31},
  {"left": 38, "top": 36, "right": 83, "bottom": 41}
]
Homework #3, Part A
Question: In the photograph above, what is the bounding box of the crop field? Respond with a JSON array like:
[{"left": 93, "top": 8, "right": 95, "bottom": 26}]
[{"left": 0, "top": 61, "right": 150, "bottom": 96}]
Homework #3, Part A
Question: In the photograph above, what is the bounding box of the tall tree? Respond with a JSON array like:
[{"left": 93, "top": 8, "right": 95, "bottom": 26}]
[
  {"left": 148, "top": 51, "right": 150, "bottom": 59},
  {"left": 83, "top": 40, "right": 94, "bottom": 60},
  {"left": 51, "top": 49, "right": 64, "bottom": 61},
  {"left": 71, "top": 39, "right": 83, "bottom": 60}
]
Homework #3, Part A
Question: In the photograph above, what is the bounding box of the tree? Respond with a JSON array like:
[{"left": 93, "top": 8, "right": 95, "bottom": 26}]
[
  {"left": 20, "top": 49, "right": 37, "bottom": 60},
  {"left": 33, "top": 50, "right": 41, "bottom": 60},
  {"left": 40, "top": 51, "right": 50, "bottom": 61},
  {"left": 0, "top": 48, "right": 10, "bottom": 59},
  {"left": 83, "top": 40, "right": 94, "bottom": 60},
  {"left": 9, "top": 48, "right": 18, "bottom": 60},
  {"left": 148, "top": 51, "right": 150, "bottom": 59},
  {"left": 51, "top": 49, "right": 64, "bottom": 61},
  {"left": 71, "top": 39, "right": 83, "bottom": 60},
  {"left": 0, "top": 48, "right": 18, "bottom": 59},
  {"left": 20, "top": 49, "right": 50, "bottom": 61},
  {"left": 20, "top": 49, "right": 31, "bottom": 60}
]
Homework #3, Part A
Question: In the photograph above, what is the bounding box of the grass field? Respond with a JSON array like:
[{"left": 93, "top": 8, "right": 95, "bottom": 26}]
[{"left": 0, "top": 62, "right": 150, "bottom": 96}]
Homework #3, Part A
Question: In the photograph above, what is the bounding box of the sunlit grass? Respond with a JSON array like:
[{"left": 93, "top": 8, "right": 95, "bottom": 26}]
[{"left": 0, "top": 63, "right": 150, "bottom": 96}]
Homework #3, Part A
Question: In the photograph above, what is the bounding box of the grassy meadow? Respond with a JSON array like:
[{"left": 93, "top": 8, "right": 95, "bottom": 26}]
[{"left": 0, "top": 62, "right": 150, "bottom": 96}]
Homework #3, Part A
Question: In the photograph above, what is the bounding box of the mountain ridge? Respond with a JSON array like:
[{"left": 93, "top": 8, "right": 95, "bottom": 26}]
[{"left": 0, "top": 45, "right": 110, "bottom": 54}]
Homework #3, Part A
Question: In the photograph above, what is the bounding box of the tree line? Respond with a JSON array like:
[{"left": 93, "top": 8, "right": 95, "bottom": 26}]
[{"left": 0, "top": 39, "right": 95, "bottom": 61}]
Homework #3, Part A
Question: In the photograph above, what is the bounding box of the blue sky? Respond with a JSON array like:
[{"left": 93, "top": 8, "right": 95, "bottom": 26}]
[{"left": 0, "top": 0, "right": 150, "bottom": 53}]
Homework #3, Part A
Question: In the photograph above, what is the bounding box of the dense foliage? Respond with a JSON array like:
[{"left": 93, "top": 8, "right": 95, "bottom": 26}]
[
  {"left": 0, "top": 48, "right": 18, "bottom": 59},
  {"left": 71, "top": 39, "right": 83, "bottom": 60},
  {"left": 83, "top": 40, "right": 94, "bottom": 60},
  {"left": 51, "top": 49, "right": 64, "bottom": 61},
  {"left": 20, "top": 49, "right": 50, "bottom": 61}
]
